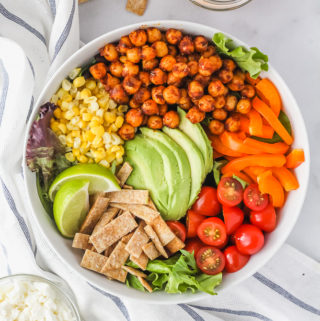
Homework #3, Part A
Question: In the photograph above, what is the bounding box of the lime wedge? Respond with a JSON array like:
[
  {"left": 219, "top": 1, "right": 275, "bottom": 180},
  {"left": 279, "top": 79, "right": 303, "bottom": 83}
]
[
  {"left": 49, "top": 164, "right": 120, "bottom": 201},
  {"left": 53, "top": 179, "right": 90, "bottom": 238}
]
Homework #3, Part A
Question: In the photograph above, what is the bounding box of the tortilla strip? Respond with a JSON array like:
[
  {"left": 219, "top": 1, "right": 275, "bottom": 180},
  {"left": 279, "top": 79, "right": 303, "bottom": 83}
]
[
  {"left": 125, "top": 223, "right": 149, "bottom": 258},
  {"left": 72, "top": 233, "right": 92, "bottom": 250},
  {"left": 138, "top": 277, "right": 153, "bottom": 293},
  {"left": 80, "top": 250, "right": 107, "bottom": 273},
  {"left": 126, "top": 0, "right": 148, "bottom": 16},
  {"left": 92, "top": 207, "right": 119, "bottom": 235},
  {"left": 102, "top": 241, "right": 129, "bottom": 272},
  {"left": 104, "top": 242, "right": 118, "bottom": 257},
  {"left": 116, "top": 162, "right": 133, "bottom": 186},
  {"left": 130, "top": 253, "right": 148, "bottom": 270},
  {"left": 103, "top": 269, "right": 127, "bottom": 283},
  {"left": 122, "top": 266, "right": 147, "bottom": 278},
  {"left": 90, "top": 211, "right": 138, "bottom": 253},
  {"left": 123, "top": 184, "right": 133, "bottom": 189},
  {"left": 147, "top": 198, "right": 157, "bottom": 211},
  {"left": 90, "top": 192, "right": 107, "bottom": 207},
  {"left": 80, "top": 196, "right": 110, "bottom": 234},
  {"left": 144, "top": 225, "right": 168, "bottom": 258},
  {"left": 111, "top": 203, "right": 159, "bottom": 224},
  {"left": 121, "top": 232, "right": 134, "bottom": 244},
  {"left": 166, "top": 236, "right": 185, "bottom": 254},
  {"left": 151, "top": 215, "right": 175, "bottom": 246},
  {"left": 142, "top": 242, "right": 160, "bottom": 260},
  {"left": 107, "top": 190, "right": 149, "bottom": 205}
]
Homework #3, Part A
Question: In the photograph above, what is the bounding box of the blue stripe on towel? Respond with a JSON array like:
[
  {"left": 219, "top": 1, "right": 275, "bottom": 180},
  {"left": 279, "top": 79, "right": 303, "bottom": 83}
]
[
  {"left": 27, "top": 57, "right": 35, "bottom": 79},
  {"left": 0, "top": 3, "right": 46, "bottom": 45},
  {"left": 178, "top": 304, "right": 205, "bottom": 321},
  {"left": 48, "top": 0, "right": 56, "bottom": 18},
  {"left": 0, "top": 59, "right": 9, "bottom": 126},
  {"left": 0, "top": 241, "right": 12, "bottom": 275},
  {"left": 26, "top": 96, "right": 34, "bottom": 123}
]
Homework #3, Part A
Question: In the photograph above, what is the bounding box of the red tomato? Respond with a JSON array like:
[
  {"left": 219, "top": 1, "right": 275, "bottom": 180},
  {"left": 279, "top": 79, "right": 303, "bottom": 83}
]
[
  {"left": 166, "top": 221, "right": 186, "bottom": 242},
  {"left": 217, "top": 177, "right": 243, "bottom": 207},
  {"left": 197, "top": 217, "right": 227, "bottom": 247},
  {"left": 250, "top": 204, "right": 277, "bottom": 232},
  {"left": 192, "top": 186, "right": 221, "bottom": 216},
  {"left": 185, "top": 238, "right": 205, "bottom": 256},
  {"left": 244, "top": 184, "right": 269, "bottom": 211},
  {"left": 234, "top": 224, "right": 264, "bottom": 255},
  {"left": 224, "top": 246, "right": 250, "bottom": 273},
  {"left": 196, "top": 246, "right": 225, "bottom": 275},
  {"left": 223, "top": 206, "right": 244, "bottom": 235},
  {"left": 186, "top": 210, "right": 206, "bottom": 238}
]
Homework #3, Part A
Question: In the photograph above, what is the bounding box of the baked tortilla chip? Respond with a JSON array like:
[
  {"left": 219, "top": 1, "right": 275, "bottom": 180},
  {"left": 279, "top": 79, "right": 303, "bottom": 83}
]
[
  {"left": 122, "top": 266, "right": 147, "bottom": 278},
  {"left": 144, "top": 225, "right": 168, "bottom": 258},
  {"left": 130, "top": 253, "right": 148, "bottom": 270},
  {"left": 126, "top": 0, "right": 148, "bottom": 16},
  {"left": 138, "top": 276, "right": 153, "bottom": 293},
  {"left": 107, "top": 190, "right": 149, "bottom": 204},
  {"left": 90, "top": 211, "right": 138, "bottom": 253},
  {"left": 104, "top": 269, "right": 127, "bottom": 283},
  {"left": 72, "top": 233, "right": 92, "bottom": 250},
  {"left": 125, "top": 223, "right": 149, "bottom": 258},
  {"left": 80, "top": 250, "right": 107, "bottom": 273},
  {"left": 102, "top": 241, "right": 129, "bottom": 271},
  {"left": 147, "top": 198, "right": 157, "bottom": 211},
  {"left": 116, "top": 162, "right": 133, "bottom": 186},
  {"left": 80, "top": 196, "right": 109, "bottom": 234},
  {"left": 92, "top": 207, "right": 119, "bottom": 235},
  {"left": 151, "top": 215, "right": 175, "bottom": 246},
  {"left": 123, "top": 184, "right": 133, "bottom": 189},
  {"left": 142, "top": 242, "right": 160, "bottom": 260},
  {"left": 121, "top": 232, "right": 134, "bottom": 244},
  {"left": 166, "top": 236, "right": 185, "bottom": 254}
]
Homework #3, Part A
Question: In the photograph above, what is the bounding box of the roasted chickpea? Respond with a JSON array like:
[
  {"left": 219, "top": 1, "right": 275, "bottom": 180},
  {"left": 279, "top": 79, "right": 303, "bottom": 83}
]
[
  {"left": 223, "top": 59, "right": 236, "bottom": 71},
  {"left": 241, "top": 85, "right": 256, "bottom": 98},
  {"left": 109, "top": 61, "right": 123, "bottom": 78},
  {"left": 150, "top": 68, "right": 167, "bottom": 85},
  {"left": 163, "top": 111, "right": 180, "bottom": 128},
  {"left": 223, "top": 86, "right": 229, "bottom": 96},
  {"left": 202, "top": 45, "right": 216, "bottom": 58},
  {"left": 138, "top": 71, "right": 151, "bottom": 87},
  {"left": 188, "top": 80, "right": 204, "bottom": 100},
  {"left": 163, "top": 85, "right": 180, "bottom": 104},
  {"left": 165, "top": 28, "right": 183, "bottom": 45},
  {"left": 152, "top": 41, "right": 169, "bottom": 57},
  {"left": 129, "top": 98, "right": 141, "bottom": 109},
  {"left": 209, "top": 120, "right": 224, "bottom": 135},
  {"left": 227, "top": 75, "right": 245, "bottom": 91},
  {"left": 125, "top": 108, "right": 144, "bottom": 127},
  {"left": 110, "top": 84, "right": 129, "bottom": 104},
  {"left": 133, "top": 87, "right": 151, "bottom": 104},
  {"left": 142, "top": 115, "right": 149, "bottom": 126},
  {"left": 167, "top": 72, "right": 183, "bottom": 87},
  {"left": 194, "top": 74, "right": 210, "bottom": 87},
  {"left": 118, "top": 123, "right": 135, "bottom": 140},
  {"left": 245, "top": 72, "right": 261, "bottom": 86},
  {"left": 236, "top": 98, "right": 252, "bottom": 114},
  {"left": 151, "top": 86, "right": 166, "bottom": 104},
  {"left": 198, "top": 95, "right": 215, "bottom": 112},
  {"left": 179, "top": 36, "right": 195, "bottom": 55},
  {"left": 208, "top": 79, "right": 225, "bottom": 97},
  {"left": 122, "top": 61, "right": 139, "bottom": 77},
  {"left": 159, "top": 55, "right": 176, "bottom": 72},
  {"left": 172, "top": 62, "right": 189, "bottom": 79},
  {"left": 129, "top": 29, "right": 147, "bottom": 47},
  {"left": 213, "top": 95, "right": 226, "bottom": 109},
  {"left": 198, "top": 57, "right": 215, "bottom": 77},
  {"left": 141, "top": 45, "right": 157, "bottom": 61},
  {"left": 187, "top": 61, "right": 198, "bottom": 76},
  {"left": 142, "top": 58, "right": 159, "bottom": 71},
  {"left": 168, "top": 45, "right": 178, "bottom": 57},
  {"left": 119, "top": 56, "right": 128, "bottom": 64},
  {"left": 175, "top": 55, "right": 188, "bottom": 63},
  {"left": 186, "top": 107, "right": 205, "bottom": 124},
  {"left": 100, "top": 43, "right": 118, "bottom": 62},
  {"left": 147, "top": 27, "right": 162, "bottom": 43},
  {"left": 234, "top": 70, "right": 246, "bottom": 81},
  {"left": 194, "top": 36, "right": 208, "bottom": 52},
  {"left": 178, "top": 88, "right": 192, "bottom": 110},
  {"left": 126, "top": 47, "right": 141, "bottom": 64},
  {"left": 101, "top": 73, "right": 120, "bottom": 91},
  {"left": 212, "top": 108, "right": 227, "bottom": 121},
  {"left": 218, "top": 69, "right": 233, "bottom": 84},
  {"left": 141, "top": 99, "right": 159, "bottom": 115},
  {"left": 117, "top": 36, "right": 133, "bottom": 54},
  {"left": 159, "top": 104, "right": 168, "bottom": 116},
  {"left": 225, "top": 94, "right": 238, "bottom": 111},
  {"left": 147, "top": 115, "right": 163, "bottom": 129},
  {"left": 122, "top": 75, "right": 142, "bottom": 95},
  {"left": 225, "top": 115, "right": 241, "bottom": 132},
  {"left": 89, "top": 63, "right": 107, "bottom": 80}
]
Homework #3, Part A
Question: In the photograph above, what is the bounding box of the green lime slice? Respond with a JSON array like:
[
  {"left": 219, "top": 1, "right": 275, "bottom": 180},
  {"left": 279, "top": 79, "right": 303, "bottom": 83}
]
[
  {"left": 49, "top": 164, "right": 120, "bottom": 201},
  {"left": 53, "top": 179, "right": 90, "bottom": 238}
]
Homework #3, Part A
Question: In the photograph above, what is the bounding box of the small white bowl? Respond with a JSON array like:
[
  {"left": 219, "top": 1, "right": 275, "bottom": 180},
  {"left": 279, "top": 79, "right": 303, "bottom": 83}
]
[{"left": 22, "top": 21, "right": 310, "bottom": 304}]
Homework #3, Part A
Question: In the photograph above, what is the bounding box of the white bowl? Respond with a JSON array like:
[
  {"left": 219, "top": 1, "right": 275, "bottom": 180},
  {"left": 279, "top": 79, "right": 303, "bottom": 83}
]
[{"left": 22, "top": 20, "right": 310, "bottom": 304}]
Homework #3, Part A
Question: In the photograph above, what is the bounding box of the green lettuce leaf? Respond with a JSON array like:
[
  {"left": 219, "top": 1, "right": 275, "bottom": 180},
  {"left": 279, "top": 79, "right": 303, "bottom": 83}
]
[
  {"left": 196, "top": 273, "right": 222, "bottom": 295},
  {"left": 212, "top": 33, "right": 268, "bottom": 79},
  {"left": 126, "top": 274, "right": 145, "bottom": 292},
  {"left": 233, "top": 174, "right": 248, "bottom": 189},
  {"left": 213, "top": 159, "right": 228, "bottom": 186}
]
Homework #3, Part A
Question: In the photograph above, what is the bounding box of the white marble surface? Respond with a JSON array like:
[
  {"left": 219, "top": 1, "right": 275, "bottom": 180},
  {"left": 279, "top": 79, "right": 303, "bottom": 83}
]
[{"left": 79, "top": 0, "right": 320, "bottom": 261}]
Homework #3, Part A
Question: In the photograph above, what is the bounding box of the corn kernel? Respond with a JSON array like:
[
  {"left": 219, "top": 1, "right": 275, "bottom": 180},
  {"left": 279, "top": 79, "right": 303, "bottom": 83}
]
[
  {"left": 109, "top": 99, "right": 117, "bottom": 109},
  {"left": 91, "top": 125, "right": 104, "bottom": 137},
  {"left": 99, "top": 160, "right": 110, "bottom": 168},
  {"left": 88, "top": 101, "right": 99, "bottom": 112},
  {"left": 78, "top": 155, "right": 88, "bottom": 163},
  {"left": 69, "top": 68, "right": 81, "bottom": 80},
  {"left": 72, "top": 106, "right": 80, "bottom": 116},
  {"left": 78, "top": 120, "right": 88, "bottom": 129},
  {"left": 116, "top": 157, "right": 123, "bottom": 165},
  {"left": 110, "top": 145, "right": 120, "bottom": 153},
  {"left": 80, "top": 88, "right": 92, "bottom": 100},
  {"left": 89, "top": 120, "right": 101, "bottom": 128},
  {"left": 73, "top": 148, "right": 80, "bottom": 157},
  {"left": 88, "top": 158, "right": 94, "bottom": 163},
  {"left": 92, "top": 136, "right": 103, "bottom": 148},
  {"left": 116, "top": 150, "right": 124, "bottom": 159},
  {"left": 51, "top": 121, "right": 60, "bottom": 132},
  {"left": 73, "top": 137, "right": 81, "bottom": 149},
  {"left": 84, "top": 130, "right": 95, "bottom": 142},
  {"left": 51, "top": 94, "right": 59, "bottom": 104},
  {"left": 105, "top": 153, "right": 116, "bottom": 163},
  {"left": 73, "top": 76, "right": 86, "bottom": 88},
  {"left": 57, "top": 88, "right": 67, "bottom": 99},
  {"left": 110, "top": 124, "right": 118, "bottom": 132},
  {"left": 58, "top": 123, "right": 67, "bottom": 134},
  {"left": 96, "top": 109, "right": 104, "bottom": 118},
  {"left": 65, "top": 152, "right": 75, "bottom": 162},
  {"left": 64, "top": 110, "right": 74, "bottom": 120},
  {"left": 98, "top": 97, "right": 109, "bottom": 109},
  {"left": 62, "top": 93, "right": 72, "bottom": 103},
  {"left": 62, "top": 79, "right": 72, "bottom": 92},
  {"left": 115, "top": 116, "right": 124, "bottom": 128},
  {"left": 61, "top": 101, "right": 70, "bottom": 111},
  {"left": 82, "top": 113, "right": 92, "bottom": 121},
  {"left": 118, "top": 105, "right": 128, "bottom": 113},
  {"left": 104, "top": 112, "right": 116, "bottom": 123},
  {"left": 53, "top": 108, "right": 62, "bottom": 119},
  {"left": 71, "top": 130, "right": 80, "bottom": 138},
  {"left": 86, "top": 79, "right": 96, "bottom": 90}
]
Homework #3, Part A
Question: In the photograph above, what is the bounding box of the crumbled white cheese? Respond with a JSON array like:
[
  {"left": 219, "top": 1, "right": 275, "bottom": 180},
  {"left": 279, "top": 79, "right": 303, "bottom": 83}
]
[{"left": 0, "top": 278, "right": 77, "bottom": 321}]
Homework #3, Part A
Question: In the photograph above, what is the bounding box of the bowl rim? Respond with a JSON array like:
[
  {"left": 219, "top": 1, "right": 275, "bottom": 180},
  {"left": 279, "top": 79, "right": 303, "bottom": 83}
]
[{"left": 22, "top": 20, "right": 310, "bottom": 304}]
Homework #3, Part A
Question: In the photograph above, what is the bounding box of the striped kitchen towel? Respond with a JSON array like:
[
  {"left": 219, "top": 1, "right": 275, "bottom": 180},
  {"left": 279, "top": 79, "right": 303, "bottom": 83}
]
[{"left": 0, "top": 1, "right": 320, "bottom": 320}]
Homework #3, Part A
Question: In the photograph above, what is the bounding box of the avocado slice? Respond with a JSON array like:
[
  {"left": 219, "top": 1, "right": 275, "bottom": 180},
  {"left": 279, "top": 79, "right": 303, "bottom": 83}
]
[
  {"left": 163, "top": 127, "right": 205, "bottom": 207},
  {"left": 177, "top": 108, "right": 213, "bottom": 176}
]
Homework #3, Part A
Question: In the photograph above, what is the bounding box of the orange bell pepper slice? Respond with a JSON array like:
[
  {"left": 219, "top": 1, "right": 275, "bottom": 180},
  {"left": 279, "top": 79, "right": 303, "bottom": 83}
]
[
  {"left": 209, "top": 135, "right": 245, "bottom": 157},
  {"left": 257, "top": 170, "right": 284, "bottom": 207},
  {"left": 245, "top": 72, "right": 261, "bottom": 86},
  {"left": 272, "top": 167, "right": 299, "bottom": 191},
  {"left": 286, "top": 149, "right": 305, "bottom": 169},
  {"left": 252, "top": 97, "right": 293, "bottom": 145},
  {"left": 222, "top": 171, "right": 253, "bottom": 185},
  {"left": 213, "top": 150, "right": 223, "bottom": 159},
  {"left": 243, "top": 138, "right": 289, "bottom": 154},
  {"left": 255, "top": 78, "right": 282, "bottom": 117},
  {"left": 248, "top": 109, "right": 263, "bottom": 136},
  {"left": 221, "top": 154, "right": 286, "bottom": 174},
  {"left": 240, "top": 116, "right": 274, "bottom": 139},
  {"left": 247, "top": 166, "right": 267, "bottom": 176},
  {"left": 243, "top": 168, "right": 258, "bottom": 183}
]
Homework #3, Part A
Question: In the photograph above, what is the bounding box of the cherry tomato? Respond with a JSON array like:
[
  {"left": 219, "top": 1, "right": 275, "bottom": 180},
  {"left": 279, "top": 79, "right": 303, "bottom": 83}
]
[
  {"left": 223, "top": 206, "right": 244, "bottom": 235},
  {"left": 186, "top": 210, "right": 206, "bottom": 238},
  {"left": 197, "top": 217, "right": 227, "bottom": 247},
  {"left": 250, "top": 204, "right": 277, "bottom": 232},
  {"left": 244, "top": 184, "right": 269, "bottom": 211},
  {"left": 234, "top": 224, "right": 264, "bottom": 255},
  {"left": 192, "top": 186, "right": 221, "bottom": 216},
  {"left": 217, "top": 177, "right": 243, "bottom": 207},
  {"left": 166, "top": 221, "right": 186, "bottom": 242},
  {"left": 224, "top": 246, "right": 250, "bottom": 273},
  {"left": 185, "top": 238, "right": 205, "bottom": 256},
  {"left": 196, "top": 246, "right": 225, "bottom": 275}
]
